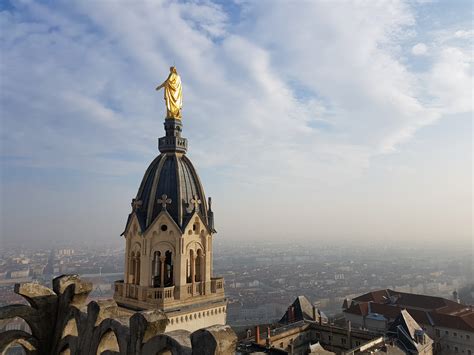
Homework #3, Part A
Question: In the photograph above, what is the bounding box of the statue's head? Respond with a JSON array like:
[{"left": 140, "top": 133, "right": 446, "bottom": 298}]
[{"left": 170, "top": 66, "right": 177, "bottom": 73}]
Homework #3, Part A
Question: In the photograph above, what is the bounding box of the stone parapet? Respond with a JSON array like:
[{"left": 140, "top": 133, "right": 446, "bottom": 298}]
[{"left": 0, "top": 274, "right": 237, "bottom": 355}]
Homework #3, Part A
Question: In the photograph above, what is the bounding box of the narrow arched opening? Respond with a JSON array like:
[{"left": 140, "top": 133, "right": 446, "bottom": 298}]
[
  {"left": 186, "top": 249, "right": 194, "bottom": 284},
  {"left": 195, "top": 249, "right": 203, "bottom": 282},
  {"left": 164, "top": 250, "right": 173, "bottom": 286},
  {"left": 129, "top": 251, "right": 135, "bottom": 284},
  {"left": 152, "top": 251, "right": 161, "bottom": 287},
  {"left": 135, "top": 252, "right": 141, "bottom": 285}
]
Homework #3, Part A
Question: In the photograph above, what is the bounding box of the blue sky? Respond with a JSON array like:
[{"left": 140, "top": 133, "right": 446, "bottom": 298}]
[{"left": 0, "top": 0, "right": 472, "bottom": 246}]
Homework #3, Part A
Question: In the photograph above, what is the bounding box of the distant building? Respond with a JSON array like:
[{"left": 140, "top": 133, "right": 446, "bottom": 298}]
[
  {"left": 343, "top": 289, "right": 474, "bottom": 355},
  {"left": 237, "top": 296, "right": 433, "bottom": 354},
  {"left": 43, "top": 249, "right": 56, "bottom": 276},
  {"left": 8, "top": 269, "right": 29, "bottom": 279},
  {"left": 279, "top": 296, "right": 328, "bottom": 324},
  {"left": 58, "top": 249, "right": 75, "bottom": 256}
]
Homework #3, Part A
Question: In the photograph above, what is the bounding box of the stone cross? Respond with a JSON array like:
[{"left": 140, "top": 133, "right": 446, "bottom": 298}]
[
  {"left": 157, "top": 194, "right": 172, "bottom": 210},
  {"left": 190, "top": 195, "right": 201, "bottom": 211},
  {"left": 131, "top": 199, "right": 142, "bottom": 211}
]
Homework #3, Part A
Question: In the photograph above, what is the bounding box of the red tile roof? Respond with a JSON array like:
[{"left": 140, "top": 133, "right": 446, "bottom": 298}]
[
  {"left": 353, "top": 289, "right": 468, "bottom": 314},
  {"left": 346, "top": 289, "right": 474, "bottom": 332}
]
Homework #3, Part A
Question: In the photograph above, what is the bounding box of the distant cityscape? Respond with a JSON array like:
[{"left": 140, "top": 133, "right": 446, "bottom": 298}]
[{"left": 1, "top": 239, "right": 472, "bottom": 326}]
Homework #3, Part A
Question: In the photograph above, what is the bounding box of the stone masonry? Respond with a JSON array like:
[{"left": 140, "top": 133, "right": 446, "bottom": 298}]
[{"left": 0, "top": 274, "right": 237, "bottom": 354}]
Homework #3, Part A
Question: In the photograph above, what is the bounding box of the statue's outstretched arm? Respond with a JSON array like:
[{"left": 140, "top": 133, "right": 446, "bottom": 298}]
[{"left": 156, "top": 81, "right": 166, "bottom": 91}]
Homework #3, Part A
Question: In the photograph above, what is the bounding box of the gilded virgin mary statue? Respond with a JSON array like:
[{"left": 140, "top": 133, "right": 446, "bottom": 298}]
[{"left": 156, "top": 66, "right": 183, "bottom": 119}]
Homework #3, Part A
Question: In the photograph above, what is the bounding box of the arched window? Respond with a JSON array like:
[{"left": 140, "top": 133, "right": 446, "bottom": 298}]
[{"left": 152, "top": 250, "right": 174, "bottom": 287}]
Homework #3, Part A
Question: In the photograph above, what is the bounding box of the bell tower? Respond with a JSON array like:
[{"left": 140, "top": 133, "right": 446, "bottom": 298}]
[{"left": 113, "top": 116, "right": 226, "bottom": 332}]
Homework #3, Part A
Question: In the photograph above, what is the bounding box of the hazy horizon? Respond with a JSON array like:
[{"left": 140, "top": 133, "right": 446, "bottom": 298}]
[{"left": 0, "top": 0, "right": 472, "bottom": 247}]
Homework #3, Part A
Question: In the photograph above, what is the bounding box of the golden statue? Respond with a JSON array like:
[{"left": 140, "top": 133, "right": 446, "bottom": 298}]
[{"left": 156, "top": 66, "right": 183, "bottom": 119}]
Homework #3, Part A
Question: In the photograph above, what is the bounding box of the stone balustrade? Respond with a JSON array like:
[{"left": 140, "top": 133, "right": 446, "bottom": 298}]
[
  {"left": 211, "top": 277, "right": 224, "bottom": 294},
  {"left": 146, "top": 286, "right": 175, "bottom": 305}
]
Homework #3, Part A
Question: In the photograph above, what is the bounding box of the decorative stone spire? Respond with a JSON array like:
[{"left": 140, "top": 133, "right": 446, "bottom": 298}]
[
  {"left": 131, "top": 198, "right": 142, "bottom": 211},
  {"left": 208, "top": 197, "right": 215, "bottom": 232}
]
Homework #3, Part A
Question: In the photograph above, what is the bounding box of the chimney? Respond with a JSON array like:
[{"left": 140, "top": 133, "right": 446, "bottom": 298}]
[
  {"left": 288, "top": 306, "right": 295, "bottom": 323},
  {"left": 453, "top": 290, "right": 460, "bottom": 303},
  {"left": 266, "top": 326, "right": 271, "bottom": 347},
  {"left": 318, "top": 309, "right": 322, "bottom": 325},
  {"left": 255, "top": 326, "right": 260, "bottom": 344},
  {"left": 312, "top": 305, "right": 317, "bottom": 322}
]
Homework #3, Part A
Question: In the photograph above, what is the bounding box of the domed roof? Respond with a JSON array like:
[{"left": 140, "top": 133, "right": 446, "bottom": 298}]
[
  {"left": 124, "top": 118, "right": 214, "bottom": 234},
  {"left": 134, "top": 153, "right": 209, "bottom": 231}
]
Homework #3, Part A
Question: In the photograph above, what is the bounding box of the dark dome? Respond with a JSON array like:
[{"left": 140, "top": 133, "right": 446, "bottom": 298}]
[
  {"left": 134, "top": 153, "right": 210, "bottom": 231},
  {"left": 124, "top": 118, "right": 214, "bottom": 234}
]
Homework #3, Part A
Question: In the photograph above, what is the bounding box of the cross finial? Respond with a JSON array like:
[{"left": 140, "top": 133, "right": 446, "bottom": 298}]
[
  {"left": 131, "top": 199, "right": 142, "bottom": 211},
  {"left": 190, "top": 195, "right": 201, "bottom": 211},
  {"left": 157, "top": 194, "right": 172, "bottom": 210}
]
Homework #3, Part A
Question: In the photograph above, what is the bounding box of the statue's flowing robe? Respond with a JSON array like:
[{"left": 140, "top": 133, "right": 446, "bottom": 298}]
[{"left": 164, "top": 72, "right": 182, "bottom": 118}]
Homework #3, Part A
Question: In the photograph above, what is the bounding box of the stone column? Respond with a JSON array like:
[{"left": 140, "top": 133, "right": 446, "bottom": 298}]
[
  {"left": 125, "top": 238, "right": 130, "bottom": 283},
  {"left": 191, "top": 254, "right": 196, "bottom": 294},
  {"left": 132, "top": 257, "right": 137, "bottom": 284},
  {"left": 151, "top": 255, "right": 157, "bottom": 286},
  {"left": 200, "top": 253, "right": 205, "bottom": 294},
  {"left": 208, "top": 236, "right": 212, "bottom": 277},
  {"left": 135, "top": 257, "right": 141, "bottom": 285},
  {"left": 128, "top": 256, "right": 133, "bottom": 284},
  {"left": 160, "top": 255, "right": 166, "bottom": 288}
]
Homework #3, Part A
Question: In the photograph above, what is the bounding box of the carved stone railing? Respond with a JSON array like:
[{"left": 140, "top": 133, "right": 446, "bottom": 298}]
[
  {"left": 0, "top": 274, "right": 236, "bottom": 354},
  {"left": 211, "top": 277, "right": 224, "bottom": 294},
  {"left": 146, "top": 286, "right": 175, "bottom": 305},
  {"left": 187, "top": 282, "right": 204, "bottom": 296},
  {"left": 126, "top": 284, "right": 139, "bottom": 299},
  {"left": 113, "top": 280, "right": 124, "bottom": 297}
]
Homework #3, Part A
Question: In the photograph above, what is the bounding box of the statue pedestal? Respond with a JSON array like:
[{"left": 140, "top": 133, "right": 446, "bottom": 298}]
[
  {"left": 159, "top": 118, "right": 188, "bottom": 153},
  {"left": 158, "top": 136, "right": 188, "bottom": 153}
]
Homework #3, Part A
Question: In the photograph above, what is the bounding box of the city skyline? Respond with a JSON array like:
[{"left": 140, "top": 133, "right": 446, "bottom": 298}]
[{"left": 1, "top": 0, "right": 472, "bottom": 246}]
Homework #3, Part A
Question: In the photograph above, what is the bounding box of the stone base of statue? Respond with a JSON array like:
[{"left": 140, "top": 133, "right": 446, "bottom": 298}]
[{"left": 158, "top": 118, "right": 188, "bottom": 153}]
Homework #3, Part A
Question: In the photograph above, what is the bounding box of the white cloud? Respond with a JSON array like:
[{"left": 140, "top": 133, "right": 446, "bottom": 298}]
[
  {"left": 411, "top": 43, "right": 428, "bottom": 55},
  {"left": 454, "top": 30, "right": 473, "bottom": 39},
  {"left": 426, "top": 47, "right": 473, "bottom": 114},
  {"left": 0, "top": 0, "right": 472, "bottom": 243}
]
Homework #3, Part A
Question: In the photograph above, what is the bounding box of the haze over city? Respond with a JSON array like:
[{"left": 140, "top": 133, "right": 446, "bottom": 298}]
[{"left": 1, "top": 0, "right": 472, "bottom": 247}]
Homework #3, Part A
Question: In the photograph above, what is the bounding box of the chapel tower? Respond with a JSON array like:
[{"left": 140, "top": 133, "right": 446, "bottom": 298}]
[{"left": 113, "top": 114, "right": 226, "bottom": 332}]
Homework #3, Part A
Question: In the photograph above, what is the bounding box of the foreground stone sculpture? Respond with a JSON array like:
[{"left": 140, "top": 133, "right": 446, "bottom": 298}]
[{"left": 0, "top": 275, "right": 237, "bottom": 354}]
